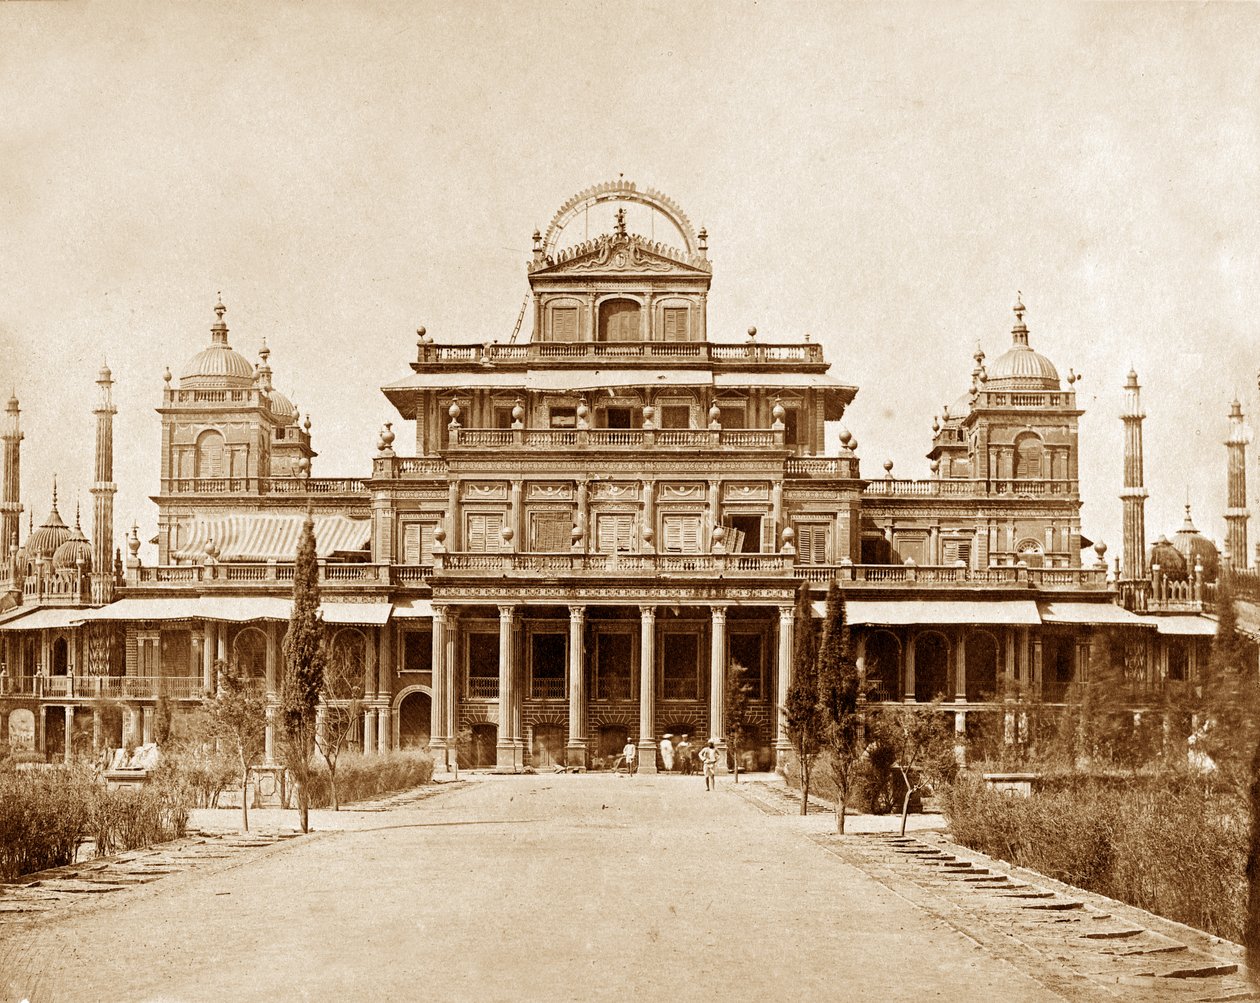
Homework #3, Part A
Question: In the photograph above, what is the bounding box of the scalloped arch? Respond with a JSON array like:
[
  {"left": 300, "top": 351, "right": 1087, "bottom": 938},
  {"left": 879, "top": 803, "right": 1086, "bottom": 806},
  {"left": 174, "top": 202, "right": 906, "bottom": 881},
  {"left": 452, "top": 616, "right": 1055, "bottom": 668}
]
[{"left": 543, "top": 180, "right": 699, "bottom": 256}]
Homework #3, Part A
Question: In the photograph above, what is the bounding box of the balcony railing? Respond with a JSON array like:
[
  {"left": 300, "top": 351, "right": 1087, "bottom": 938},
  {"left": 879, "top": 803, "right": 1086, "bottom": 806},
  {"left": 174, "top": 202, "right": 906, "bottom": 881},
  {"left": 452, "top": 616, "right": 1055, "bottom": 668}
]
[
  {"left": 0, "top": 675, "right": 212, "bottom": 700},
  {"left": 134, "top": 561, "right": 407, "bottom": 587},
  {"left": 863, "top": 478, "right": 1078, "bottom": 498},
  {"left": 530, "top": 677, "right": 566, "bottom": 700},
  {"left": 416, "top": 340, "right": 826, "bottom": 365},
  {"left": 434, "top": 551, "right": 791, "bottom": 576},
  {"left": 794, "top": 563, "right": 1109, "bottom": 588},
  {"left": 446, "top": 426, "right": 787, "bottom": 451},
  {"left": 467, "top": 677, "right": 499, "bottom": 699},
  {"left": 160, "top": 477, "right": 367, "bottom": 495}
]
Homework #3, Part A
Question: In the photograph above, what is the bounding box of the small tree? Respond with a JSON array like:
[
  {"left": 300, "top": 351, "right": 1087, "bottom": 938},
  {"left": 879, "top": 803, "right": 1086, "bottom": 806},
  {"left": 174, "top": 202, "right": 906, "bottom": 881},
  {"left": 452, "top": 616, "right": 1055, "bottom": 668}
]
[
  {"left": 280, "top": 515, "right": 327, "bottom": 834},
  {"left": 877, "top": 700, "right": 959, "bottom": 836},
  {"left": 1199, "top": 573, "right": 1260, "bottom": 795},
  {"left": 816, "top": 580, "right": 864, "bottom": 833},
  {"left": 316, "top": 646, "right": 364, "bottom": 811},
  {"left": 208, "top": 658, "right": 266, "bottom": 832},
  {"left": 783, "top": 583, "right": 823, "bottom": 815},
  {"left": 725, "top": 661, "right": 754, "bottom": 783},
  {"left": 153, "top": 678, "right": 174, "bottom": 748}
]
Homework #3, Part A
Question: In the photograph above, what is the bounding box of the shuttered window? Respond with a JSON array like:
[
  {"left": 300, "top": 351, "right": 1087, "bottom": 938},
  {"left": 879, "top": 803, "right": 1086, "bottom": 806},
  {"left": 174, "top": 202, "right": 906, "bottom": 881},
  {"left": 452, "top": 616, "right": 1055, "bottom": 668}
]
[
  {"left": 662, "top": 307, "right": 689, "bottom": 342},
  {"left": 551, "top": 307, "right": 579, "bottom": 342},
  {"left": 795, "top": 524, "right": 829, "bottom": 564},
  {"left": 942, "top": 540, "right": 971, "bottom": 566},
  {"left": 402, "top": 523, "right": 436, "bottom": 564},
  {"left": 531, "top": 512, "right": 571, "bottom": 551},
  {"left": 663, "top": 515, "right": 702, "bottom": 553},
  {"left": 466, "top": 513, "right": 505, "bottom": 553},
  {"left": 596, "top": 513, "right": 635, "bottom": 553}
]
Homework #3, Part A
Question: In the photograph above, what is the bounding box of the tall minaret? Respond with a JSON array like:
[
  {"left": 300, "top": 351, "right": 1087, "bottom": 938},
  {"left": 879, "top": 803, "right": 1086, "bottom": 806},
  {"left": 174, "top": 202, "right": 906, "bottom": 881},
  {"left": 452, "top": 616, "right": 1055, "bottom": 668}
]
[
  {"left": 1, "top": 393, "right": 21, "bottom": 559},
  {"left": 1120, "top": 369, "right": 1148, "bottom": 581},
  {"left": 91, "top": 364, "right": 117, "bottom": 604},
  {"left": 1225, "top": 398, "right": 1249, "bottom": 569}
]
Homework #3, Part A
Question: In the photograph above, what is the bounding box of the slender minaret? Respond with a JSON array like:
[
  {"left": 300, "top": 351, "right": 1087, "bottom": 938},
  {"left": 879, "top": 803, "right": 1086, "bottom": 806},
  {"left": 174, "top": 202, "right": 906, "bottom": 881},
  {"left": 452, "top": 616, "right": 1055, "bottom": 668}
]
[
  {"left": 1, "top": 393, "right": 21, "bottom": 560},
  {"left": 1120, "top": 369, "right": 1148, "bottom": 581},
  {"left": 91, "top": 364, "right": 117, "bottom": 604},
  {"left": 1225, "top": 398, "right": 1249, "bottom": 569}
]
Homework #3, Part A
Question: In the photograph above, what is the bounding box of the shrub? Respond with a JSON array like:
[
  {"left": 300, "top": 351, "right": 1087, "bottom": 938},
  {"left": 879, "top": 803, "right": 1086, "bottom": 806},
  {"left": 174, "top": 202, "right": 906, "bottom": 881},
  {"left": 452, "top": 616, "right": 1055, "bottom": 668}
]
[
  {"left": 944, "top": 772, "right": 1247, "bottom": 941},
  {"left": 305, "top": 751, "right": 434, "bottom": 809}
]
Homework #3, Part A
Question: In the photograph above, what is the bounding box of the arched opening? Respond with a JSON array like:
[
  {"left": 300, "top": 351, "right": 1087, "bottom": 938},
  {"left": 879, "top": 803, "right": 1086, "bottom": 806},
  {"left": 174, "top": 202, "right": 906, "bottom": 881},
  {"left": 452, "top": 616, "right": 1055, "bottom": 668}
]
[
  {"left": 1013, "top": 433, "right": 1044, "bottom": 480},
  {"left": 864, "top": 631, "right": 901, "bottom": 702},
  {"left": 196, "top": 429, "right": 226, "bottom": 479},
  {"left": 51, "top": 637, "right": 69, "bottom": 676},
  {"left": 398, "top": 691, "right": 431, "bottom": 749},
  {"left": 597, "top": 723, "right": 629, "bottom": 767},
  {"left": 597, "top": 299, "right": 641, "bottom": 342},
  {"left": 914, "top": 632, "right": 949, "bottom": 702},
  {"left": 1016, "top": 539, "right": 1045, "bottom": 569},
  {"left": 1167, "top": 639, "right": 1189, "bottom": 681},
  {"left": 531, "top": 723, "right": 565, "bottom": 769},
  {"left": 1043, "top": 635, "right": 1075, "bottom": 702},
  {"left": 329, "top": 628, "right": 368, "bottom": 697},
  {"left": 232, "top": 627, "right": 267, "bottom": 680},
  {"left": 470, "top": 723, "right": 497, "bottom": 768},
  {"left": 965, "top": 630, "right": 999, "bottom": 701}
]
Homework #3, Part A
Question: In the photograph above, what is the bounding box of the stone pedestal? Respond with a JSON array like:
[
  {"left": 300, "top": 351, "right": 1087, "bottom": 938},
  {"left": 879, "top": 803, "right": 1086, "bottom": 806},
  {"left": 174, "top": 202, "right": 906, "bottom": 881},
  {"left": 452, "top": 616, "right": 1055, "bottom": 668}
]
[{"left": 636, "top": 739, "right": 658, "bottom": 773}]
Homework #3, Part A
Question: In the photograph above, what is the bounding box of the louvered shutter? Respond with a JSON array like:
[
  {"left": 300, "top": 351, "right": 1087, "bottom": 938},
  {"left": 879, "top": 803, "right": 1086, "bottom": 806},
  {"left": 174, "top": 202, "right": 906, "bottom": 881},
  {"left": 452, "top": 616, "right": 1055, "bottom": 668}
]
[
  {"left": 467, "top": 513, "right": 504, "bottom": 553},
  {"left": 663, "top": 308, "right": 689, "bottom": 342},
  {"left": 796, "top": 524, "right": 828, "bottom": 564},
  {"left": 552, "top": 308, "right": 578, "bottom": 342},
  {"left": 664, "top": 515, "right": 701, "bottom": 553},
  {"left": 597, "top": 513, "right": 634, "bottom": 553},
  {"left": 532, "top": 512, "right": 571, "bottom": 551},
  {"left": 403, "top": 523, "right": 422, "bottom": 564}
]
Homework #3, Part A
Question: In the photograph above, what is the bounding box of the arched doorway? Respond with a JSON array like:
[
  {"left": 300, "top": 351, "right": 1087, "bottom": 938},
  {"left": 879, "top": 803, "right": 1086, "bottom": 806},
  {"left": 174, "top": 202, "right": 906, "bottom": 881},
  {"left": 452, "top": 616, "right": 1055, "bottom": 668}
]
[
  {"left": 864, "top": 631, "right": 901, "bottom": 702},
  {"left": 470, "top": 723, "right": 497, "bottom": 768},
  {"left": 914, "top": 632, "right": 949, "bottom": 702},
  {"left": 398, "top": 691, "right": 431, "bottom": 749},
  {"left": 597, "top": 299, "right": 641, "bottom": 342},
  {"left": 597, "top": 723, "right": 629, "bottom": 767},
  {"left": 531, "top": 723, "right": 565, "bottom": 768},
  {"left": 1013, "top": 433, "right": 1044, "bottom": 479},
  {"left": 51, "top": 637, "right": 69, "bottom": 676},
  {"left": 965, "top": 630, "right": 999, "bottom": 701},
  {"left": 1043, "top": 635, "right": 1075, "bottom": 702},
  {"left": 196, "top": 429, "right": 226, "bottom": 478},
  {"left": 233, "top": 627, "right": 267, "bottom": 681}
]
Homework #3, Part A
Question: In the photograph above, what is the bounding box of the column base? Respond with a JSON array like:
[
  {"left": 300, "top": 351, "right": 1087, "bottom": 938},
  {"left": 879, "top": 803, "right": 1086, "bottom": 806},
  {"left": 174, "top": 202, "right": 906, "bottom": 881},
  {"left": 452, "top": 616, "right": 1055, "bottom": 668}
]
[
  {"left": 636, "top": 740, "right": 658, "bottom": 773},
  {"left": 428, "top": 738, "right": 450, "bottom": 772},
  {"left": 565, "top": 742, "right": 587, "bottom": 770},
  {"left": 494, "top": 742, "right": 521, "bottom": 773}
]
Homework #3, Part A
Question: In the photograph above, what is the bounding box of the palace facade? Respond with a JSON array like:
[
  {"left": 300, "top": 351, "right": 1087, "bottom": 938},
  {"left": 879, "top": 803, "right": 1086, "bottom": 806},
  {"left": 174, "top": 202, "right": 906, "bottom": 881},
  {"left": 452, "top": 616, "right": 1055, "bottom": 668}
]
[{"left": 0, "top": 181, "right": 1226, "bottom": 770}]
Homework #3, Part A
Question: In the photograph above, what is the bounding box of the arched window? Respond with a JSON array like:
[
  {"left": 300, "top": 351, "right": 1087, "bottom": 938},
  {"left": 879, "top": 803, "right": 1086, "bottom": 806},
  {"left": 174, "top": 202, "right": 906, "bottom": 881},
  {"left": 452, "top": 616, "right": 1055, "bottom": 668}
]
[
  {"left": 597, "top": 299, "right": 641, "bottom": 342},
  {"left": 965, "top": 630, "right": 999, "bottom": 701},
  {"left": 1013, "top": 433, "right": 1044, "bottom": 479},
  {"left": 914, "top": 631, "right": 950, "bottom": 702},
  {"left": 864, "top": 631, "right": 901, "bottom": 702},
  {"left": 196, "top": 430, "right": 226, "bottom": 479},
  {"left": 330, "top": 628, "right": 368, "bottom": 695},
  {"left": 232, "top": 627, "right": 267, "bottom": 680},
  {"left": 1016, "top": 538, "right": 1045, "bottom": 569}
]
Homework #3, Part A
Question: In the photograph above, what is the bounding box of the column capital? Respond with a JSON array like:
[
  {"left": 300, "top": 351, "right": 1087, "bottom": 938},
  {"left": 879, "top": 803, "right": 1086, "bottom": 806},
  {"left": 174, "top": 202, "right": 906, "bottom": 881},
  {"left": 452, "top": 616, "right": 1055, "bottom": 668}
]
[
  {"left": 432, "top": 604, "right": 449, "bottom": 623},
  {"left": 568, "top": 604, "right": 586, "bottom": 622},
  {"left": 497, "top": 604, "right": 516, "bottom": 622},
  {"left": 778, "top": 605, "right": 795, "bottom": 623},
  {"left": 710, "top": 605, "right": 728, "bottom": 623},
  {"left": 639, "top": 604, "right": 656, "bottom": 620}
]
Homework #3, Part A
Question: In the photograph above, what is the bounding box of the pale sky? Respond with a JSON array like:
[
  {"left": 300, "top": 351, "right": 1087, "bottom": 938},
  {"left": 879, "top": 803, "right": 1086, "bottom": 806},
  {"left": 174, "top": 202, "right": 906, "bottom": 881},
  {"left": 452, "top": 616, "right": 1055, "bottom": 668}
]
[{"left": 2, "top": 2, "right": 1257, "bottom": 564}]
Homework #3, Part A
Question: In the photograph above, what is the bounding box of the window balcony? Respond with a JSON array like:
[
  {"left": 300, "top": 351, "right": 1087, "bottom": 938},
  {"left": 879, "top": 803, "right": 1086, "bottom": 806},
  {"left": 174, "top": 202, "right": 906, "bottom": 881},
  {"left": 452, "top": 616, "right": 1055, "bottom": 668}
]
[
  {"left": 415, "top": 340, "right": 826, "bottom": 366},
  {"left": 444, "top": 426, "right": 787, "bottom": 450}
]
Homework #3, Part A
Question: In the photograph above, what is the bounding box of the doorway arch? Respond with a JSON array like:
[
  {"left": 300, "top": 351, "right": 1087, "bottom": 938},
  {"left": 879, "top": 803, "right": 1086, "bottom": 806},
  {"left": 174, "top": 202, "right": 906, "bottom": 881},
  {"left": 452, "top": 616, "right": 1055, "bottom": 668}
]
[
  {"left": 914, "top": 632, "right": 949, "bottom": 702},
  {"left": 597, "top": 298, "right": 642, "bottom": 342},
  {"left": 396, "top": 688, "right": 431, "bottom": 749}
]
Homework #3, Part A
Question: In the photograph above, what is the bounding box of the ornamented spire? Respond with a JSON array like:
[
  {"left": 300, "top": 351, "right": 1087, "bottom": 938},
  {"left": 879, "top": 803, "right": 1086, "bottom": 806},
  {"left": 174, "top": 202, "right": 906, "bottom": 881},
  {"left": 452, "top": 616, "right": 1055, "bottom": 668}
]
[
  {"left": 1011, "top": 292, "right": 1029, "bottom": 347},
  {"left": 211, "top": 294, "right": 229, "bottom": 346}
]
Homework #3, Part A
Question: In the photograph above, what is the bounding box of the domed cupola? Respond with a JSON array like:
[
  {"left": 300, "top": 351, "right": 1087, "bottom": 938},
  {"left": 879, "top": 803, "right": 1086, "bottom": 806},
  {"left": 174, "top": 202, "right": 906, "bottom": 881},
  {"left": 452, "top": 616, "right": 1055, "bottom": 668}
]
[
  {"left": 255, "top": 341, "right": 298, "bottom": 422},
  {"left": 1171, "top": 503, "right": 1219, "bottom": 579},
  {"left": 1148, "top": 534, "right": 1187, "bottom": 579},
  {"left": 178, "top": 297, "right": 256, "bottom": 388},
  {"left": 25, "top": 481, "right": 72, "bottom": 563},
  {"left": 983, "top": 295, "right": 1061, "bottom": 391},
  {"left": 52, "top": 503, "right": 92, "bottom": 572}
]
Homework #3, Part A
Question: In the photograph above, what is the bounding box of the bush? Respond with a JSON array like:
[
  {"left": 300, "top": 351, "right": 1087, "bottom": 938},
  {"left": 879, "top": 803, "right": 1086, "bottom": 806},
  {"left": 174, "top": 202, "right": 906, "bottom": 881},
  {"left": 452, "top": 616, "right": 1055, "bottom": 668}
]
[
  {"left": 0, "top": 764, "right": 193, "bottom": 880},
  {"left": 943, "top": 772, "right": 1247, "bottom": 941},
  {"left": 305, "top": 751, "right": 434, "bottom": 808}
]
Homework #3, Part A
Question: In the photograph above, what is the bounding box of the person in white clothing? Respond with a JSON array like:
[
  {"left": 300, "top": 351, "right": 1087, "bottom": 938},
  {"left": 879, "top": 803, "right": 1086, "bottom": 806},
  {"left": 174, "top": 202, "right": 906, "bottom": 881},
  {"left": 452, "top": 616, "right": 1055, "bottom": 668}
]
[
  {"left": 621, "top": 739, "right": 637, "bottom": 776},
  {"left": 699, "top": 740, "right": 718, "bottom": 791},
  {"left": 659, "top": 734, "right": 675, "bottom": 772}
]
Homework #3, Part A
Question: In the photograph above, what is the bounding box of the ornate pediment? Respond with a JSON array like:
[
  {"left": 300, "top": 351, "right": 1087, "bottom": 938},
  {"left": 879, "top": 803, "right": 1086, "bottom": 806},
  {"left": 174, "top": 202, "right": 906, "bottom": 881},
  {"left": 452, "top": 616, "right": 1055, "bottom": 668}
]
[{"left": 531, "top": 233, "right": 712, "bottom": 277}]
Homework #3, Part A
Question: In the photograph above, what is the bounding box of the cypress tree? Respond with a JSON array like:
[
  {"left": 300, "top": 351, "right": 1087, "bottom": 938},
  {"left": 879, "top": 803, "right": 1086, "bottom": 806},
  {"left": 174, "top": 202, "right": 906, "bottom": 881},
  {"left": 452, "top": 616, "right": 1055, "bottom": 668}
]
[
  {"left": 817, "top": 579, "right": 862, "bottom": 833},
  {"left": 784, "top": 582, "right": 822, "bottom": 815},
  {"left": 280, "top": 514, "right": 326, "bottom": 833}
]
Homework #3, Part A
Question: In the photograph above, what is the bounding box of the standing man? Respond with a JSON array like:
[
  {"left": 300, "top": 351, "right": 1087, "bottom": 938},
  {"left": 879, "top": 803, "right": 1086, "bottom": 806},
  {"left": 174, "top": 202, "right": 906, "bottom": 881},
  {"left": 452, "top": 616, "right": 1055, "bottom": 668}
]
[
  {"left": 622, "top": 737, "right": 637, "bottom": 777},
  {"left": 699, "top": 740, "right": 718, "bottom": 791}
]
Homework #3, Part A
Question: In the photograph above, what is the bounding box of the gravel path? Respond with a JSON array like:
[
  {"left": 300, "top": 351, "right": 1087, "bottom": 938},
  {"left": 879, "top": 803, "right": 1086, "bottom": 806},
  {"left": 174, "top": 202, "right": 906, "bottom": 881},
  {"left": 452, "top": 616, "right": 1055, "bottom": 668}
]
[{"left": 0, "top": 774, "right": 1118, "bottom": 1001}]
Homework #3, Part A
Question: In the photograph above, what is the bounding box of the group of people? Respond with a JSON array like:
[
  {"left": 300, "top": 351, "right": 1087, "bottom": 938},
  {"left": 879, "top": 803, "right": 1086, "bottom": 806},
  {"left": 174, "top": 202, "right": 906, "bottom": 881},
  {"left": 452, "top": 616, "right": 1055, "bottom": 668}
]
[{"left": 614, "top": 734, "right": 717, "bottom": 789}]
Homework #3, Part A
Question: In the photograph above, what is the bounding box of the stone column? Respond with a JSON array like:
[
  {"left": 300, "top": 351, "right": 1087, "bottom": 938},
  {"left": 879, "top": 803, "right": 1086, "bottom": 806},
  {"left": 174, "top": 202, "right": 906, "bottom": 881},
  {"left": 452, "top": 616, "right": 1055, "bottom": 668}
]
[
  {"left": 63, "top": 705, "right": 74, "bottom": 763},
  {"left": 363, "top": 708, "right": 376, "bottom": 754},
  {"left": 905, "top": 632, "right": 917, "bottom": 701},
  {"left": 378, "top": 625, "right": 393, "bottom": 701},
  {"left": 775, "top": 605, "right": 794, "bottom": 768},
  {"left": 92, "top": 706, "right": 102, "bottom": 752},
  {"left": 378, "top": 700, "right": 390, "bottom": 753},
  {"left": 445, "top": 610, "right": 459, "bottom": 765},
  {"left": 637, "top": 605, "right": 657, "bottom": 772},
  {"left": 495, "top": 604, "right": 518, "bottom": 771},
  {"left": 955, "top": 630, "right": 967, "bottom": 702},
  {"left": 365, "top": 634, "right": 378, "bottom": 710},
  {"left": 264, "top": 704, "right": 275, "bottom": 763},
  {"left": 430, "top": 606, "right": 449, "bottom": 767},
  {"left": 709, "top": 606, "right": 728, "bottom": 766},
  {"left": 202, "top": 622, "right": 215, "bottom": 691},
  {"left": 567, "top": 605, "right": 586, "bottom": 767},
  {"left": 216, "top": 624, "right": 227, "bottom": 668},
  {"left": 142, "top": 705, "right": 154, "bottom": 745}
]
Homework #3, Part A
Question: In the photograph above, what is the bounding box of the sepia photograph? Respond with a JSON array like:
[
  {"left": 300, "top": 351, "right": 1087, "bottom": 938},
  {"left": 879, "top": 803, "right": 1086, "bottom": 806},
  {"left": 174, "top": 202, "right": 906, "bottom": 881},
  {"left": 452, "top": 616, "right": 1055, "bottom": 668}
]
[{"left": 1, "top": 2, "right": 1259, "bottom": 1000}]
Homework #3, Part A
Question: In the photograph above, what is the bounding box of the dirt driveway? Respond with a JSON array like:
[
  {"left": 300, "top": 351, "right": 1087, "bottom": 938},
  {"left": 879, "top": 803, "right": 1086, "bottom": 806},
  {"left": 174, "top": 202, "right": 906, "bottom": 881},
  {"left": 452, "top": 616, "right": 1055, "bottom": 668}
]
[{"left": 2, "top": 774, "right": 1060, "bottom": 1002}]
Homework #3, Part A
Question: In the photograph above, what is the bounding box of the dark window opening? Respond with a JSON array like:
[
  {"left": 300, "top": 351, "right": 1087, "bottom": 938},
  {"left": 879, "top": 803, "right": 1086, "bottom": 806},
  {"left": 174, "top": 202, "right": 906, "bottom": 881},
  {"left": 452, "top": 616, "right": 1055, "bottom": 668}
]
[
  {"left": 729, "top": 632, "right": 764, "bottom": 700},
  {"left": 493, "top": 406, "right": 514, "bottom": 429},
  {"left": 662, "top": 632, "right": 699, "bottom": 701},
  {"left": 595, "top": 631, "right": 633, "bottom": 701},
  {"left": 531, "top": 632, "right": 567, "bottom": 699},
  {"left": 661, "top": 405, "right": 690, "bottom": 429},
  {"left": 725, "top": 515, "right": 763, "bottom": 554},
  {"left": 467, "top": 632, "right": 500, "bottom": 698},
  {"left": 783, "top": 408, "right": 799, "bottom": 445},
  {"left": 599, "top": 407, "right": 634, "bottom": 429},
  {"left": 718, "top": 406, "right": 746, "bottom": 429},
  {"left": 403, "top": 631, "right": 433, "bottom": 673}
]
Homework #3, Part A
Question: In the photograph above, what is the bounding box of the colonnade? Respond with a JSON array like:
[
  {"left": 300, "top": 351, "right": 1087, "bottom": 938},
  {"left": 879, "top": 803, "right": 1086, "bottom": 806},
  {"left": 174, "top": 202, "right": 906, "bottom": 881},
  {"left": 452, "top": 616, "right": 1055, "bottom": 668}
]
[{"left": 425, "top": 601, "right": 797, "bottom": 773}]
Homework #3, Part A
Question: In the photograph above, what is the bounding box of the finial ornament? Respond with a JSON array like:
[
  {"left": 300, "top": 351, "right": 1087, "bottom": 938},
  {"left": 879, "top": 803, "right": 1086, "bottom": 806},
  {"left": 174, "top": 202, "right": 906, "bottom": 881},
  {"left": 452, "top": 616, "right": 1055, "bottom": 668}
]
[
  {"left": 1013, "top": 291, "right": 1025, "bottom": 322},
  {"left": 614, "top": 206, "right": 628, "bottom": 238}
]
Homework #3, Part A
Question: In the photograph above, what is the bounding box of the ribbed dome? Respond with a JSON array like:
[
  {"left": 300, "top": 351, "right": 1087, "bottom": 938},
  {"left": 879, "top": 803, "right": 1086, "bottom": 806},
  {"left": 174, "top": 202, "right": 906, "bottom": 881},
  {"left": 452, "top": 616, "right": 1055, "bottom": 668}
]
[
  {"left": 267, "top": 389, "right": 298, "bottom": 420},
  {"left": 983, "top": 297, "right": 1061, "bottom": 390},
  {"left": 52, "top": 524, "right": 92, "bottom": 572},
  {"left": 179, "top": 298, "right": 256, "bottom": 388},
  {"left": 26, "top": 498, "right": 71, "bottom": 562},
  {"left": 1172, "top": 504, "right": 1218, "bottom": 579},
  {"left": 1148, "top": 535, "right": 1187, "bottom": 579}
]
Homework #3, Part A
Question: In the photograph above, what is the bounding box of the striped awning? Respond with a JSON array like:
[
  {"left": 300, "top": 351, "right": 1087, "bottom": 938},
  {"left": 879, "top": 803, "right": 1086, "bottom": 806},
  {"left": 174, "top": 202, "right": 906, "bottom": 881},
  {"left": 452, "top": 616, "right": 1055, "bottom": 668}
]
[
  {"left": 171, "top": 513, "right": 372, "bottom": 562},
  {"left": 80, "top": 597, "right": 392, "bottom": 625},
  {"left": 0, "top": 607, "right": 97, "bottom": 631},
  {"left": 818, "top": 599, "right": 1043, "bottom": 626},
  {"left": 1038, "top": 602, "right": 1153, "bottom": 627}
]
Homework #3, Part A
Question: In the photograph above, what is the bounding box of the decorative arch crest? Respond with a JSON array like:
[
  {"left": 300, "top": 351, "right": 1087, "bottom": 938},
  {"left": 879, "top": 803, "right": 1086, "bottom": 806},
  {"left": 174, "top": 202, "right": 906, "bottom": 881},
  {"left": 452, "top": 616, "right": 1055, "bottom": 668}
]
[{"left": 542, "top": 180, "right": 700, "bottom": 257}]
